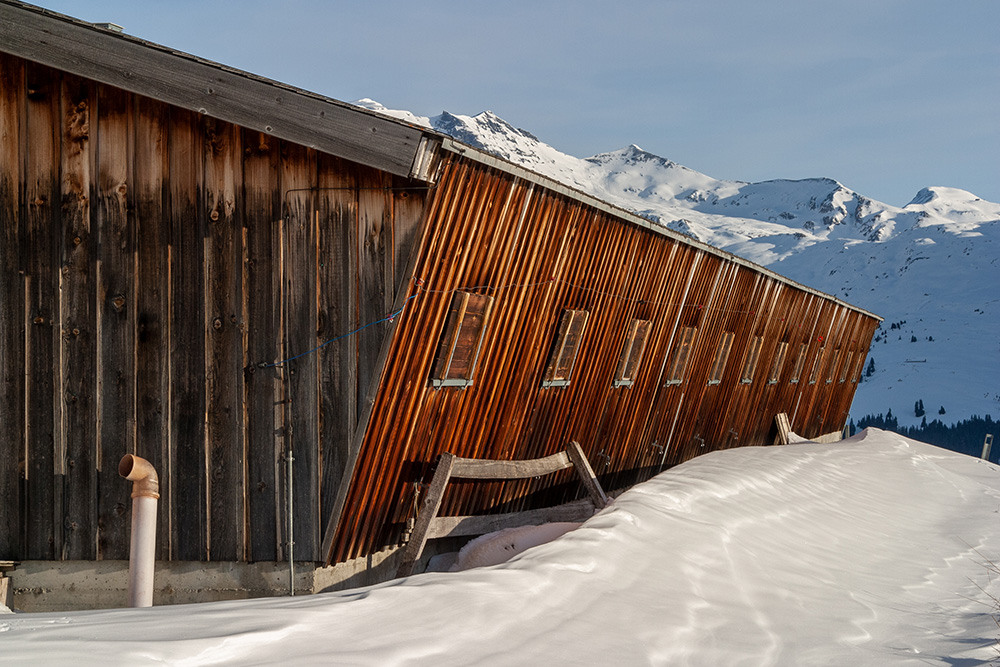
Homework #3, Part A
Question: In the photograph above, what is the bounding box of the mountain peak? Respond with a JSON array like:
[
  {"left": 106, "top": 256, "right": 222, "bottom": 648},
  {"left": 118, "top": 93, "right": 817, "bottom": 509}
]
[{"left": 906, "top": 186, "right": 984, "bottom": 207}]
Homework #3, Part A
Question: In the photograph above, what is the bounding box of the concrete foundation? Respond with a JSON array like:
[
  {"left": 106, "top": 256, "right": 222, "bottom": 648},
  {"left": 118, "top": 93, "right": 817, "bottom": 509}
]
[{"left": 9, "top": 537, "right": 465, "bottom": 612}]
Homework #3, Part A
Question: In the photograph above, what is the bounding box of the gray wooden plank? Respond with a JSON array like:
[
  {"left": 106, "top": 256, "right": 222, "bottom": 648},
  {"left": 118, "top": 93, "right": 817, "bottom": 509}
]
[
  {"left": 95, "top": 83, "right": 135, "bottom": 560},
  {"left": 396, "top": 452, "right": 455, "bottom": 577},
  {"left": 281, "top": 142, "right": 319, "bottom": 560},
  {"left": 203, "top": 117, "right": 246, "bottom": 561},
  {"left": 168, "top": 107, "right": 207, "bottom": 561},
  {"left": 23, "top": 61, "right": 60, "bottom": 560},
  {"left": 133, "top": 95, "right": 171, "bottom": 560},
  {"left": 317, "top": 155, "right": 357, "bottom": 536},
  {"left": 242, "top": 128, "right": 282, "bottom": 562},
  {"left": 565, "top": 441, "right": 610, "bottom": 509},
  {"left": 0, "top": 2, "right": 427, "bottom": 179},
  {"left": 450, "top": 451, "right": 572, "bottom": 480},
  {"left": 425, "top": 498, "right": 596, "bottom": 539},
  {"left": 58, "top": 73, "right": 97, "bottom": 560},
  {"left": 0, "top": 51, "right": 25, "bottom": 560},
  {"left": 356, "top": 172, "right": 393, "bottom": 422}
]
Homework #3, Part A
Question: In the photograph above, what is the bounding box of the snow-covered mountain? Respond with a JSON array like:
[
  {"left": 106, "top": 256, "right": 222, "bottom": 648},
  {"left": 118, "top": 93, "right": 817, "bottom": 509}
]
[{"left": 355, "top": 100, "right": 1000, "bottom": 426}]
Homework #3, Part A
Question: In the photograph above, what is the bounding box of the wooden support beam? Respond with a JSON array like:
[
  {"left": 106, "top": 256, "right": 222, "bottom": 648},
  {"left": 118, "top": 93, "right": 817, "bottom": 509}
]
[
  {"left": 395, "top": 443, "right": 608, "bottom": 578},
  {"left": 426, "top": 499, "right": 596, "bottom": 540},
  {"left": 774, "top": 412, "right": 791, "bottom": 446},
  {"left": 396, "top": 453, "right": 456, "bottom": 577}
]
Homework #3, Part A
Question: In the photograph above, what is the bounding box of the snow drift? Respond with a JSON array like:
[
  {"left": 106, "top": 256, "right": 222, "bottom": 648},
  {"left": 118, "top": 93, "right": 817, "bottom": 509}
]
[{"left": 4, "top": 428, "right": 1000, "bottom": 665}]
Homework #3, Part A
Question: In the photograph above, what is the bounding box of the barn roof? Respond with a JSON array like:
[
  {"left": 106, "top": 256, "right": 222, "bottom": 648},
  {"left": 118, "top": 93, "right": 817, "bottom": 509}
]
[{"left": 0, "top": 0, "right": 879, "bottom": 322}]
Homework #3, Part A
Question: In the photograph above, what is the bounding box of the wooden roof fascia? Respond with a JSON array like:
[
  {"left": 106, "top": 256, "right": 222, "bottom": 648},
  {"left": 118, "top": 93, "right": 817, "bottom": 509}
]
[
  {"left": 0, "top": 0, "right": 436, "bottom": 180},
  {"left": 439, "top": 137, "right": 882, "bottom": 323}
]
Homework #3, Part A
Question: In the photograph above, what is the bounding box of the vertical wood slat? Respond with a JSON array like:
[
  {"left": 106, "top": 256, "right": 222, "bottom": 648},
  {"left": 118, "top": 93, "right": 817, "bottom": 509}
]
[
  {"left": 356, "top": 171, "right": 393, "bottom": 417},
  {"left": 317, "top": 155, "right": 357, "bottom": 537},
  {"left": 59, "top": 74, "right": 97, "bottom": 560},
  {"left": 133, "top": 96, "right": 171, "bottom": 559},
  {"left": 23, "top": 62, "right": 61, "bottom": 560},
  {"left": 0, "top": 52, "right": 25, "bottom": 559},
  {"left": 168, "top": 107, "right": 207, "bottom": 561},
  {"left": 282, "top": 143, "right": 319, "bottom": 560},
  {"left": 95, "top": 83, "right": 134, "bottom": 559},
  {"left": 203, "top": 118, "right": 245, "bottom": 561},
  {"left": 243, "top": 129, "right": 282, "bottom": 562}
]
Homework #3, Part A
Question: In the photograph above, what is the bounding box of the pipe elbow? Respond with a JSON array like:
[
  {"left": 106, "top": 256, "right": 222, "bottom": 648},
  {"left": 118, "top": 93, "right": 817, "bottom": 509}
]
[{"left": 119, "top": 454, "right": 160, "bottom": 499}]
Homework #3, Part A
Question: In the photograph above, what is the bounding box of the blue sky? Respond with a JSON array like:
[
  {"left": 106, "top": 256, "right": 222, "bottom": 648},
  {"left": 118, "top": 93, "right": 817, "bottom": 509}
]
[{"left": 29, "top": 0, "right": 1000, "bottom": 206}]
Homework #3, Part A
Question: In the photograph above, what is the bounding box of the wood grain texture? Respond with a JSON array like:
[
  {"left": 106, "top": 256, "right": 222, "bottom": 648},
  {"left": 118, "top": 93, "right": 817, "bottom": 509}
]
[
  {"left": 203, "top": 117, "right": 245, "bottom": 561},
  {"left": 242, "top": 128, "right": 282, "bottom": 562},
  {"left": 94, "top": 83, "right": 134, "bottom": 560},
  {"left": 58, "top": 73, "right": 97, "bottom": 560},
  {"left": 425, "top": 499, "right": 596, "bottom": 539},
  {"left": 0, "top": 52, "right": 25, "bottom": 560},
  {"left": 133, "top": 95, "right": 171, "bottom": 559},
  {"left": 316, "top": 155, "right": 357, "bottom": 537},
  {"left": 23, "top": 61, "right": 60, "bottom": 559},
  {"left": 167, "top": 107, "right": 207, "bottom": 561},
  {"left": 281, "top": 142, "right": 319, "bottom": 560}
]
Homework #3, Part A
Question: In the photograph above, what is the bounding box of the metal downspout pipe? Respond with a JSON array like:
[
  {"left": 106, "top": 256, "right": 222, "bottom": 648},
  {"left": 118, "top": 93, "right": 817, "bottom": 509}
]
[{"left": 118, "top": 454, "right": 159, "bottom": 608}]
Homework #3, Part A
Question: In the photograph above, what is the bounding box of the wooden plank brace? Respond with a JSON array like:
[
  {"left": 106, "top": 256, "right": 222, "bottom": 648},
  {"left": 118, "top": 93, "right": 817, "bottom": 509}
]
[{"left": 396, "top": 441, "right": 609, "bottom": 577}]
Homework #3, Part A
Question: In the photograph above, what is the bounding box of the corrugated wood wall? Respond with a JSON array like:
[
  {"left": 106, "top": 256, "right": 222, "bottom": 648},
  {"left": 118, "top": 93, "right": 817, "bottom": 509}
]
[
  {"left": 327, "top": 155, "right": 879, "bottom": 563},
  {"left": 0, "top": 53, "right": 428, "bottom": 562}
]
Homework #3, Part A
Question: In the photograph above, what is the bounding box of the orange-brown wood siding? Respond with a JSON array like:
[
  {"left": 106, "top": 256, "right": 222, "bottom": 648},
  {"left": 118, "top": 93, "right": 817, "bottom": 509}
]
[
  {"left": 0, "top": 53, "right": 429, "bottom": 562},
  {"left": 327, "top": 155, "right": 879, "bottom": 563}
]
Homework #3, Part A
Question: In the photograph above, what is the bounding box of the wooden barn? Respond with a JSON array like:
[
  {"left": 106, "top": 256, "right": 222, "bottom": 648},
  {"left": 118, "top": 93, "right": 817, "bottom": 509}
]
[{"left": 0, "top": 1, "right": 880, "bottom": 609}]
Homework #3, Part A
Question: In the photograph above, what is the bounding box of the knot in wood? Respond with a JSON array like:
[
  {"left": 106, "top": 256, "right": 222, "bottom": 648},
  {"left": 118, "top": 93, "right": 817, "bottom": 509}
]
[
  {"left": 213, "top": 317, "right": 222, "bottom": 330},
  {"left": 111, "top": 295, "right": 126, "bottom": 312}
]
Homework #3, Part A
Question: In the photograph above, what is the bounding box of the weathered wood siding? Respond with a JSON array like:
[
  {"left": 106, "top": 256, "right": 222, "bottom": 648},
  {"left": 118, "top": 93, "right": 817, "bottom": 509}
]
[
  {"left": 326, "top": 154, "right": 879, "bottom": 563},
  {"left": 0, "top": 53, "right": 428, "bottom": 562}
]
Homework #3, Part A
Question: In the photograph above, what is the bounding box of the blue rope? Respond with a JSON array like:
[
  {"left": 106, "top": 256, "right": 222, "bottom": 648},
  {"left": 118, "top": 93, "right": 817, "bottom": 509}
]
[{"left": 264, "top": 293, "right": 420, "bottom": 368}]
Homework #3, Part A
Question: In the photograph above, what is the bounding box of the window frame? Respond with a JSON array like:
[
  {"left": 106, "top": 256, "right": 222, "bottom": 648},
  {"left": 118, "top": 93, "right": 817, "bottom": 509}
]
[
  {"left": 839, "top": 351, "right": 853, "bottom": 384},
  {"left": 808, "top": 346, "right": 825, "bottom": 385},
  {"left": 740, "top": 335, "right": 764, "bottom": 385},
  {"left": 767, "top": 341, "right": 789, "bottom": 385},
  {"left": 707, "top": 331, "right": 735, "bottom": 386},
  {"left": 430, "top": 291, "right": 495, "bottom": 389},
  {"left": 789, "top": 342, "right": 808, "bottom": 384},
  {"left": 613, "top": 318, "right": 652, "bottom": 388},
  {"left": 664, "top": 326, "right": 698, "bottom": 386},
  {"left": 825, "top": 348, "right": 841, "bottom": 384},
  {"left": 541, "top": 308, "right": 590, "bottom": 388}
]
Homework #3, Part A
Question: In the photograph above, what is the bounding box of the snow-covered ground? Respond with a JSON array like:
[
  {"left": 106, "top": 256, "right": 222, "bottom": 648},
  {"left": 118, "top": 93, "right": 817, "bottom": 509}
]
[{"left": 5, "top": 428, "right": 1000, "bottom": 666}]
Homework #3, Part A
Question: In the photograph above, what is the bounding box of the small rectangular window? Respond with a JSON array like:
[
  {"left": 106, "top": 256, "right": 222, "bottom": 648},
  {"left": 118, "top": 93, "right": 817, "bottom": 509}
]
[
  {"left": 851, "top": 353, "right": 866, "bottom": 383},
  {"left": 542, "top": 309, "right": 589, "bottom": 387},
  {"left": 664, "top": 326, "right": 697, "bottom": 386},
  {"left": 740, "top": 336, "right": 763, "bottom": 384},
  {"left": 839, "top": 351, "right": 853, "bottom": 383},
  {"left": 768, "top": 341, "right": 788, "bottom": 384},
  {"left": 708, "top": 331, "right": 734, "bottom": 385},
  {"left": 431, "top": 291, "right": 494, "bottom": 388},
  {"left": 614, "top": 319, "right": 652, "bottom": 387},
  {"left": 790, "top": 343, "right": 808, "bottom": 384},
  {"left": 808, "top": 347, "right": 825, "bottom": 385},
  {"left": 826, "top": 348, "right": 841, "bottom": 384}
]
